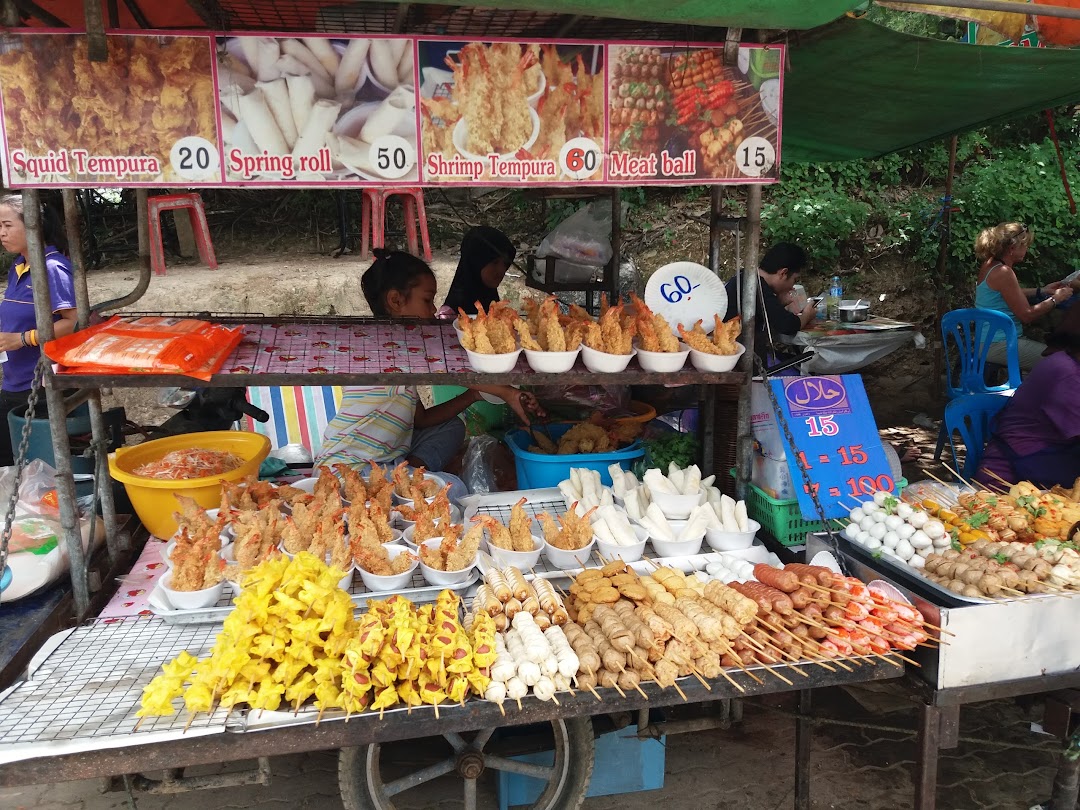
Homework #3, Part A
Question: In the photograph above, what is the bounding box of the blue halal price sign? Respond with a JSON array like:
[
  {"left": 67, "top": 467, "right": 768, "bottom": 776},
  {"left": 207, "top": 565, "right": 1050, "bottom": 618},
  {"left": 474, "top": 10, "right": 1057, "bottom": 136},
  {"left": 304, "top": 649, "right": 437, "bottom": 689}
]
[
  {"left": 769, "top": 375, "right": 894, "bottom": 520},
  {"left": 659, "top": 274, "right": 700, "bottom": 304}
]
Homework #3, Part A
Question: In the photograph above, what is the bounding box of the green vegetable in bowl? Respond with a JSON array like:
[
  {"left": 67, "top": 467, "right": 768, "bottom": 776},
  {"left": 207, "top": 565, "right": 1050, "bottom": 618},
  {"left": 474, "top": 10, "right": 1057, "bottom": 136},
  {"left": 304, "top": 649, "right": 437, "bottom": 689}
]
[{"left": 636, "top": 432, "right": 698, "bottom": 476}]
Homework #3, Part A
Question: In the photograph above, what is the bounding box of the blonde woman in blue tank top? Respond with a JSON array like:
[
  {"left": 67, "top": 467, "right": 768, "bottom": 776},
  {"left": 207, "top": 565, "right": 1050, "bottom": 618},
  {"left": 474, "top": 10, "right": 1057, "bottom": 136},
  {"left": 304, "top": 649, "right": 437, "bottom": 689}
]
[{"left": 974, "top": 222, "right": 1072, "bottom": 371}]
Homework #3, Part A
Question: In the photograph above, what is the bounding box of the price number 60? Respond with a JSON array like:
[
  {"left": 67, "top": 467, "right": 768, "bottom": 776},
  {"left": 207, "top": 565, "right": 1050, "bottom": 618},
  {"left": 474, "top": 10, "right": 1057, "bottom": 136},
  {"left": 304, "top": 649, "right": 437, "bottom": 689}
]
[{"left": 660, "top": 274, "right": 700, "bottom": 304}]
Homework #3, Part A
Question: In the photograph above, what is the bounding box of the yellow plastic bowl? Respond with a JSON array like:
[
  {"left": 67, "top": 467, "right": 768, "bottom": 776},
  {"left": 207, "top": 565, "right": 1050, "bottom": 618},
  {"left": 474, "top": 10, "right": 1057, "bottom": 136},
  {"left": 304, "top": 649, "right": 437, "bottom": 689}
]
[
  {"left": 613, "top": 401, "right": 657, "bottom": 426},
  {"left": 109, "top": 431, "right": 271, "bottom": 538}
]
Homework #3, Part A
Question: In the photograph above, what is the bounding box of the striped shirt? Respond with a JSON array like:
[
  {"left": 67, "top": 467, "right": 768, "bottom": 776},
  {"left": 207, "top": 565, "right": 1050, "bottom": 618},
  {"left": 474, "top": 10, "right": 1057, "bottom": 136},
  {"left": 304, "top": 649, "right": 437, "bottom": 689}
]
[{"left": 315, "top": 386, "right": 418, "bottom": 468}]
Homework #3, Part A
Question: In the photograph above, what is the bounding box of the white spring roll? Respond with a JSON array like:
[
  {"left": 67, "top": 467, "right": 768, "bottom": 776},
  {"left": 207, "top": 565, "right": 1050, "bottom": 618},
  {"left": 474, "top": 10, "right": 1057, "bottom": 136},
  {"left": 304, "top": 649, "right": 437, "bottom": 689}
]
[
  {"left": 237, "top": 88, "right": 288, "bottom": 155},
  {"left": 336, "top": 38, "right": 371, "bottom": 98},
  {"left": 281, "top": 38, "right": 332, "bottom": 82},
  {"left": 286, "top": 74, "right": 316, "bottom": 138},
  {"left": 256, "top": 79, "right": 298, "bottom": 149},
  {"left": 592, "top": 517, "right": 616, "bottom": 545},
  {"left": 220, "top": 50, "right": 253, "bottom": 79},
  {"left": 324, "top": 131, "right": 371, "bottom": 174},
  {"left": 645, "top": 503, "right": 675, "bottom": 542},
  {"left": 599, "top": 490, "right": 614, "bottom": 509},
  {"left": 369, "top": 38, "right": 407, "bottom": 89},
  {"left": 218, "top": 68, "right": 255, "bottom": 119},
  {"left": 734, "top": 500, "right": 749, "bottom": 532},
  {"left": 251, "top": 37, "right": 282, "bottom": 83},
  {"left": 719, "top": 494, "right": 738, "bottom": 532},
  {"left": 557, "top": 480, "right": 577, "bottom": 510},
  {"left": 643, "top": 468, "right": 677, "bottom": 496},
  {"left": 682, "top": 464, "right": 701, "bottom": 495},
  {"left": 238, "top": 37, "right": 261, "bottom": 74},
  {"left": 292, "top": 98, "right": 341, "bottom": 167},
  {"left": 702, "top": 474, "right": 716, "bottom": 488},
  {"left": 668, "top": 464, "right": 685, "bottom": 493},
  {"left": 303, "top": 37, "right": 341, "bottom": 77},
  {"left": 397, "top": 44, "right": 414, "bottom": 86},
  {"left": 360, "top": 86, "right": 414, "bottom": 143},
  {"left": 568, "top": 469, "right": 582, "bottom": 497},
  {"left": 275, "top": 54, "right": 334, "bottom": 100},
  {"left": 220, "top": 108, "right": 237, "bottom": 142}
]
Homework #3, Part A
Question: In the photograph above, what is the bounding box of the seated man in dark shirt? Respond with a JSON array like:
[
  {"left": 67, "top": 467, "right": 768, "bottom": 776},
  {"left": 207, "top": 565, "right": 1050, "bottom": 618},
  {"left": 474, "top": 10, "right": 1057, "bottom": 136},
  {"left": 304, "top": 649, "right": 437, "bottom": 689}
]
[{"left": 724, "top": 242, "right": 816, "bottom": 362}]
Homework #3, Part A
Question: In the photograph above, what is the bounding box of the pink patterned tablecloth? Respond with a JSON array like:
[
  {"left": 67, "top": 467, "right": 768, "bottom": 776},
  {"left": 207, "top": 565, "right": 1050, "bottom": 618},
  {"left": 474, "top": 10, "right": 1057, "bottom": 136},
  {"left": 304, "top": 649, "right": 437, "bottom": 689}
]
[
  {"left": 99, "top": 539, "right": 168, "bottom": 619},
  {"left": 221, "top": 321, "right": 475, "bottom": 376}
]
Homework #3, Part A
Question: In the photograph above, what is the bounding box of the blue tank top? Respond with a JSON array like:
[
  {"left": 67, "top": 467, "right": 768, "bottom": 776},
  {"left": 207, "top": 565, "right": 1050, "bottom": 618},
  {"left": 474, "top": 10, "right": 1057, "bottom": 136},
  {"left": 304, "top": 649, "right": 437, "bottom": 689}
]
[{"left": 975, "top": 265, "right": 1023, "bottom": 338}]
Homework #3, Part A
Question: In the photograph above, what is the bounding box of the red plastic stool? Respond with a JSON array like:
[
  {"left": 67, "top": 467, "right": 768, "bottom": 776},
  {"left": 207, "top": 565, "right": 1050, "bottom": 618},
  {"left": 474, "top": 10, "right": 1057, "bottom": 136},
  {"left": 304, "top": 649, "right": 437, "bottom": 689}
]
[
  {"left": 360, "top": 187, "right": 432, "bottom": 262},
  {"left": 147, "top": 193, "right": 218, "bottom": 276}
]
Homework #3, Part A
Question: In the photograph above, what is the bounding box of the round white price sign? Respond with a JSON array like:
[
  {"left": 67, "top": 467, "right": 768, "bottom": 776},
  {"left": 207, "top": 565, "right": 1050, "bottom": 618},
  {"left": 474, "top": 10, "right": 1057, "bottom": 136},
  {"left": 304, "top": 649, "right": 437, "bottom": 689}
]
[
  {"left": 559, "top": 137, "right": 602, "bottom": 180},
  {"left": 169, "top": 136, "right": 220, "bottom": 182},
  {"left": 735, "top": 136, "right": 776, "bottom": 178},
  {"left": 368, "top": 135, "right": 416, "bottom": 180}
]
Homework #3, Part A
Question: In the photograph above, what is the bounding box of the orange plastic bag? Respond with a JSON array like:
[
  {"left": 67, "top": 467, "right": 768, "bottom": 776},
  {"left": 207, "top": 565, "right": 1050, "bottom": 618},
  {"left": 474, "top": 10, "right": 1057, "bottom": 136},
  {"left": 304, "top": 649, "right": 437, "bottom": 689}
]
[{"left": 45, "top": 316, "right": 243, "bottom": 380}]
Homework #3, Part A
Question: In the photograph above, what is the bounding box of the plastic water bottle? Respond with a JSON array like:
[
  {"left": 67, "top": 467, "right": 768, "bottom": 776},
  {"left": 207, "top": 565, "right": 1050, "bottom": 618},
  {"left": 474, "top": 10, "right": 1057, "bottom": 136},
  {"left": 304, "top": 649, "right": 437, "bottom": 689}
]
[{"left": 827, "top": 275, "right": 843, "bottom": 320}]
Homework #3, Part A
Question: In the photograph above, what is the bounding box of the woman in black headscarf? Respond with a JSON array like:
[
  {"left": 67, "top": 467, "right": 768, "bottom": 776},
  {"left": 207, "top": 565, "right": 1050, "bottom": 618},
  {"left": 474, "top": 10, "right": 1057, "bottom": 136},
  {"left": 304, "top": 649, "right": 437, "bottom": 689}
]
[{"left": 442, "top": 226, "right": 517, "bottom": 315}]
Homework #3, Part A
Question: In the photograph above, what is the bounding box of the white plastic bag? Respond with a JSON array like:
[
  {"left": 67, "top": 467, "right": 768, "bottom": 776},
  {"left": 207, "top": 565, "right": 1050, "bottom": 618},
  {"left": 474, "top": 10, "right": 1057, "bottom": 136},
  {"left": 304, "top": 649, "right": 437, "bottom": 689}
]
[{"left": 537, "top": 201, "right": 613, "bottom": 266}]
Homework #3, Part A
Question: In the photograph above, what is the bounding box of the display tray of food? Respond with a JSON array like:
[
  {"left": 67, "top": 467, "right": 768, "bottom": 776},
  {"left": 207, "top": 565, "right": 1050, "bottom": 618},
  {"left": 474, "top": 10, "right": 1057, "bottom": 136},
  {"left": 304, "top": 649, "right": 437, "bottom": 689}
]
[
  {"left": 149, "top": 463, "right": 481, "bottom": 624},
  {"left": 835, "top": 482, "right": 1080, "bottom": 605}
]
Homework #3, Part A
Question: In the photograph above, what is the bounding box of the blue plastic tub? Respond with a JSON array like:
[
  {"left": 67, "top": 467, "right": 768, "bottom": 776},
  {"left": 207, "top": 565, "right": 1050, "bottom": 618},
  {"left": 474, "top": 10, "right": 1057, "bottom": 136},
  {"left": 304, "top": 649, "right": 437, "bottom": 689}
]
[
  {"left": 505, "top": 423, "right": 644, "bottom": 490},
  {"left": 497, "top": 726, "right": 666, "bottom": 808}
]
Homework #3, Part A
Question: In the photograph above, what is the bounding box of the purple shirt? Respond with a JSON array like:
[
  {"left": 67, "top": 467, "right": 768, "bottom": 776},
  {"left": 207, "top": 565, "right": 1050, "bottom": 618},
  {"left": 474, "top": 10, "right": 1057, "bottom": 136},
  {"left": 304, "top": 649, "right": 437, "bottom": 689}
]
[
  {"left": 0, "top": 247, "right": 75, "bottom": 391},
  {"left": 980, "top": 350, "right": 1080, "bottom": 481}
]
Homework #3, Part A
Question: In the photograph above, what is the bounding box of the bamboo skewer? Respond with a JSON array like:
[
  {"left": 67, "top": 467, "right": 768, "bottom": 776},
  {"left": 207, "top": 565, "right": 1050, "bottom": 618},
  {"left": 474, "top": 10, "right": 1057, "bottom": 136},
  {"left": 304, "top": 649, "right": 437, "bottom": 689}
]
[{"left": 740, "top": 632, "right": 811, "bottom": 677}]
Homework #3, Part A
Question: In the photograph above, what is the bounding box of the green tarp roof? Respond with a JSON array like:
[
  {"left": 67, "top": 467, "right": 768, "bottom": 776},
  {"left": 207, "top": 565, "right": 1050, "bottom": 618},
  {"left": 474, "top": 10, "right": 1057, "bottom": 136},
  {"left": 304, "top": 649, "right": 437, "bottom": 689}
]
[
  {"left": 392, "top": 0, "right": 861, "bottom": 29},
  {"left": 784, "top": 17, "right": 1080, "bottom": 163}
]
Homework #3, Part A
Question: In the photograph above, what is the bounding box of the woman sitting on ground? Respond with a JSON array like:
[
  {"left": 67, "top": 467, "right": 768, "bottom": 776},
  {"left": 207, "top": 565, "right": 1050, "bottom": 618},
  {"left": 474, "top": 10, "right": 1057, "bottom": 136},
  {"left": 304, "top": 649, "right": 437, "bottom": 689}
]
[
  {"left": 976, "top": 307, "right": 1080, "bottom": 490},
  {"left": 974, "top": 222, "right": 1072, "bottom": 371}
]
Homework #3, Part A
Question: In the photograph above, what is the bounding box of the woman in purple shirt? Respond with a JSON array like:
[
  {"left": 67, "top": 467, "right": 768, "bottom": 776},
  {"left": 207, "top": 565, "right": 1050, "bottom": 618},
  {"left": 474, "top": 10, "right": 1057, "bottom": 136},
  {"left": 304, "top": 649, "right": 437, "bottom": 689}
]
[
  {"left": 0, "top": 195, "right": 77, "bottom": 466},
  {"left": 977, "top": 309, "right": 1080, "bottom": 489}
]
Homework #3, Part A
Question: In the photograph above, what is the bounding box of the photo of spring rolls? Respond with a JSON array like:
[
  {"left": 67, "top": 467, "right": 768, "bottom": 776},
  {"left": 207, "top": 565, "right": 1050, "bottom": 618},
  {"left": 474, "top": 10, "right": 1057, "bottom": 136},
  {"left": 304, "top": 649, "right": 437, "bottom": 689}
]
[{"left": 218, "top": 35, "right": 418, "bottom": 183}]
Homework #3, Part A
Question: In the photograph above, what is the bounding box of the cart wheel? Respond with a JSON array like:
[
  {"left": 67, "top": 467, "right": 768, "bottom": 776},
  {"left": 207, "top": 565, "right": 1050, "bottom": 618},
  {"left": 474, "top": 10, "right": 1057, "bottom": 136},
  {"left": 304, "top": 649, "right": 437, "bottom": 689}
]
[{"left": 339, "top": 716, "right": 594, "bottom": 810}]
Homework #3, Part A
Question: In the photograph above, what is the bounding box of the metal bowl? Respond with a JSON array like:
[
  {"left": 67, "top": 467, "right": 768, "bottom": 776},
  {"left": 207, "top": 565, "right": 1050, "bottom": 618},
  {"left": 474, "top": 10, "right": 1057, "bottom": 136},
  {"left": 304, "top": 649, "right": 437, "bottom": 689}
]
[{"left": 838, "top": 302, "right": 870, "bottom": 323}]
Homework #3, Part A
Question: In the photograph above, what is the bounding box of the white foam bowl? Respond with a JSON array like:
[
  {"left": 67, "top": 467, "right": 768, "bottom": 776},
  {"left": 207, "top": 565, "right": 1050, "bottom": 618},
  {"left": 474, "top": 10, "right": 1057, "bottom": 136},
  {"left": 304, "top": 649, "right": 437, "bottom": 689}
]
[
  {"left": 453, "top": 108, "right": 540, "bottom": 162},
  {"left": 688, "top": 342, "right": 746, "bottom": 373},
  {"left": 160, "top": 571, "right": 225, "bottom": 610},
  {"left": 419, "top": 537, "right": 477, "bottom": 585},
  {"left": 580, "top": 345, "right": 636, "bottom": 373},
  {"left": 543, "top": 537, "right": 596, "bottom": 570},
  {"left": 595, "top": 525, "right": 649, "bottom": 563},
  {"left": 465, "top": 347, "right": 522, "bottom": 373},
  {"left": 524, "top": 347, "right": 580, "bottom": 374},
  {"left": 649, "top": 489, "right": 702, "bottom": 520},
  {"left": 402, "top": 521, "right": 460, "bottom": 550},
  {"left": 650, "top": 534, "right": 705, "bottom": 558},
  {"left": 356, "top": 545, "right": 417, "bottom": 592},
  {"left": 635, "top": 344, "right": 690, "bottom": 373},
  {"left": 705, "top": 519, "right": 761, "bottom": 552},
  {"left": 488, "top": 533, "right": 544, "bottom": 569}
]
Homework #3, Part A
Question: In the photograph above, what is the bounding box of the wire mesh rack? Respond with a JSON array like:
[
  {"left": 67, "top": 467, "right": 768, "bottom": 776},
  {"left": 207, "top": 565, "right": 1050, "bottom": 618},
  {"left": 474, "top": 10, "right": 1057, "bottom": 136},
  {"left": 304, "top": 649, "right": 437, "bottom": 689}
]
[{"left": 0, "top": 617, "right": 229, "bottom": 748}]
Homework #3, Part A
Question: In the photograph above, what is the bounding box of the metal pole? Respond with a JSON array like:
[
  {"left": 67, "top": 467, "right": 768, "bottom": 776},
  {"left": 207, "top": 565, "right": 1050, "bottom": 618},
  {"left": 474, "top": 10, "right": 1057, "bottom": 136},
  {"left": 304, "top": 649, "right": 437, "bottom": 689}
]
[
  {"left": 699, "top": 186, "right": 724, "bottom": 476},
  {"left": 23, "top": 189, "right": 91, "bottom": 617},
  {"left": 709, "top": 186, "right": 722, "bottom": 274},
  {"left": 82, "top": 0, "right": 107, "bottom": 62},
  {"left": 734, "top": 184, "right": 762, "bottom": 499},
  {"left": 794, "top": 689, "right": 812, "bottom": 810},
  {"left": 62, "top": 189, "right": 123, "bottom": 561},
  {"left": 93, "top": 188, "right": 151, "bottom": 314},
  {"left": 1, "top": 0, "right": 17, "bottom": 27},
  {"left": 898, "top": 0, "right": 1080, "bottom": 20},
  {"left": 932, "top": 137, "right": 957, "bottom": 401}
]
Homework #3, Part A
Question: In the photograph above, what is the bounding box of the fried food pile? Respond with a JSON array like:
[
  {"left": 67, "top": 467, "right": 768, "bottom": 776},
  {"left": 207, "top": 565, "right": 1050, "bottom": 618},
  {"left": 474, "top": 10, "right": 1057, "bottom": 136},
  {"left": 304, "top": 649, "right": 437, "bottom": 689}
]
[
  {"left": 631, "top": 294, "right": 681, "bottom": 353},
  {"left": 391, "top": 462, "right": 440, "bottom": 499},
  {"left": 516, "top": 296, "right": 586, "bottom": 353},
  {"left": 456, "top": 301, "right": 520, "bottom": 354},
  {"left": 678, "top": 316, "right": 741, "bottom": 356},
  {"left": 139, "top": 556, "right": 493, "bottom": 717},
  {"left": 168, "top": 498, "right": 227, "bottom": 592},
  {"left": 527, "top": 413, "right": 643, "bottom": 456},
  {"left": 419, "top": 524, "right": 482, "bottom": 572},
  {"left": 221, "top": 476, "right": 313, "bottom": 510},
  {"left": 398, "top": 482, "right": 457, "bottom": 546},
  {"left": 583, "top": 299, "right": 636, "bottom": 356},
  {"left": 537, "top": 506, "right": 595, "bottom": 551},
  {"left": 480, "top": 499, "right": 538, "bottom": 552},
  {"left": 0, "top": 35, "right": 215, "bottom": 183}
]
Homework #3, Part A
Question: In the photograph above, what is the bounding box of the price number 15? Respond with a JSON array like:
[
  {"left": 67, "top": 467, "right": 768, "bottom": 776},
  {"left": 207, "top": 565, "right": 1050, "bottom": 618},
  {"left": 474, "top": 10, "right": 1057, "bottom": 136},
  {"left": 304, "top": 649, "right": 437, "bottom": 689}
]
[{"left": 804, "top": 415, "right": 838, "bottom": 437}]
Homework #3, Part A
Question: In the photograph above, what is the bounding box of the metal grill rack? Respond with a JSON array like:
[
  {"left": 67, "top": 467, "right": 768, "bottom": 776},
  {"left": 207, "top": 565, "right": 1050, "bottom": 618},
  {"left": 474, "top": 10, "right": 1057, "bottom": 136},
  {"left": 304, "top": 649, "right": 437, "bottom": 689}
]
[{"left": 0, "top": 618, "right": 229, "bottom": 749}]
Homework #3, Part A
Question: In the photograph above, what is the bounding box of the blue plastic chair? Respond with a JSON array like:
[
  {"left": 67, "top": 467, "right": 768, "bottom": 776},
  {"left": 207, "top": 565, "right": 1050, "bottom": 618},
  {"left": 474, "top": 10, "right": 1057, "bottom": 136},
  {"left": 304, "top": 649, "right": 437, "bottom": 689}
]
[
  {"left": 934, "top": 309, "right": 1021, "bottom": 461},
  {"left": 944, "top": 393, "right": 1010, "bottom": 479}
]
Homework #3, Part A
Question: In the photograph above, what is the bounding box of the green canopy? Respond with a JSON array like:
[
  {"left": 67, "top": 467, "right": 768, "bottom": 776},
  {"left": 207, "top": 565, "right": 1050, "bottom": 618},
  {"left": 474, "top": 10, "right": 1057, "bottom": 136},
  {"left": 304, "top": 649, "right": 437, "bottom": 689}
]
[
  {"left": 390, "top": 0, "right": 860, "bottom": 29},
  {"left": 784, "top": 17, "right": 1080, "bottom": 163}
]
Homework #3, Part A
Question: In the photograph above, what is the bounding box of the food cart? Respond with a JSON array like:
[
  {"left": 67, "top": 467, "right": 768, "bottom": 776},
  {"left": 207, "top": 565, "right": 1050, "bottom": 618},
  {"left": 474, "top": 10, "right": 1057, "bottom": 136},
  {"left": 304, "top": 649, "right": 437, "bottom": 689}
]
[{"left": 1, "top": 3, "right": 1080, "bottom": 809}]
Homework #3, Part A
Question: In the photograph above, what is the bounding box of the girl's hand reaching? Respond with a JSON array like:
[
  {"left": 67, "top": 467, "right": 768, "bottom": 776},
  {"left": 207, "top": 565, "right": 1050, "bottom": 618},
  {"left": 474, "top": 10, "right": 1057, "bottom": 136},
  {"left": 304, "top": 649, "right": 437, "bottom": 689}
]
[{"left": 471, "top": 386, "right": 544, "bottom": 426}]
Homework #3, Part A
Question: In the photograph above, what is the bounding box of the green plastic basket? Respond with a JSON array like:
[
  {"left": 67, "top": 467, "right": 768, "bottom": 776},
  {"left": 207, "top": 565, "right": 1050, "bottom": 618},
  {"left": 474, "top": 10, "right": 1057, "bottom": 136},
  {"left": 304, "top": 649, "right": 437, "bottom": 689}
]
[{"left": 744, "top": 482, "right": 825, "bottom": 547}]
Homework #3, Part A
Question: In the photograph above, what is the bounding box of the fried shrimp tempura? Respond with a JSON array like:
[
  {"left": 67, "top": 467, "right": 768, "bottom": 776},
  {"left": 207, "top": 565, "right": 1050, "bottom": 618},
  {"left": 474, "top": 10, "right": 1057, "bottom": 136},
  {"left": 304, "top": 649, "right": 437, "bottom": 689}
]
[
  {"left": 508, "top": 498, "right": 535, "bottom": 551},
  {"left": 678, "top": 318, "right": 741, "bottom": 356},
  {"left": 479, "top": 514, "right": 514, "bottom": 550}
]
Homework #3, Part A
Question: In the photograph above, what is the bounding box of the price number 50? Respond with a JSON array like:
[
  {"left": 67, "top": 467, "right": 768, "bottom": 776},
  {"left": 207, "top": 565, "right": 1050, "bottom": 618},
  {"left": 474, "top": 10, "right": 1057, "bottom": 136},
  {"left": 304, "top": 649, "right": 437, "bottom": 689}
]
[{"left": 368, "top": 136, "right": 415, "bottom": 180}]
